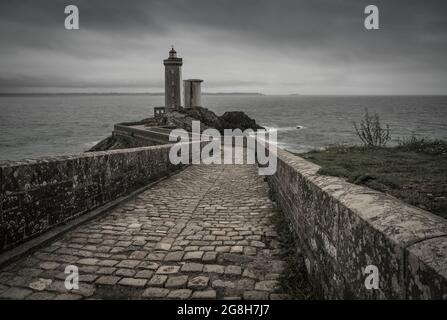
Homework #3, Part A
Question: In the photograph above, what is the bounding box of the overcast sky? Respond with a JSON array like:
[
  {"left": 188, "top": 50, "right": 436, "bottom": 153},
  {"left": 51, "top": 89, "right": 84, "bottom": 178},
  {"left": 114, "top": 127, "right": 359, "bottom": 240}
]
[{"left": 0, "top": 0, "right": 446, "bottom": 94}]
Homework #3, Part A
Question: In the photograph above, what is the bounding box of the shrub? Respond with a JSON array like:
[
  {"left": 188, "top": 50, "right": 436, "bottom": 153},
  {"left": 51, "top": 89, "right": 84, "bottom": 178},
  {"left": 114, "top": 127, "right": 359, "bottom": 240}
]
[
  {"left": 398, "top": 135, "right": 447, "bottom": 155},
  {"left": 353, "top": 109, "right": 391, "bottom": 147}
]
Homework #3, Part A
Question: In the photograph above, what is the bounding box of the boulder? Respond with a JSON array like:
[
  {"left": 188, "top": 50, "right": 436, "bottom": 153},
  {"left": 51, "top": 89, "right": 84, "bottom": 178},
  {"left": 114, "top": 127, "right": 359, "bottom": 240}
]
[{"left": 149, "top": 106, "right": 264, "bottom": 134}]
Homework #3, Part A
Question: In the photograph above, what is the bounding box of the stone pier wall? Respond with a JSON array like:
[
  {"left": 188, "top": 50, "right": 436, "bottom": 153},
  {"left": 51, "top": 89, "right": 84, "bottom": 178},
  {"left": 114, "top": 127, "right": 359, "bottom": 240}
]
[
  {"left": 0, "top": 144, "right": 183, "bottom": 253},
  {"left": 267, "top": 149, "right": 447, "bottom": 299}
]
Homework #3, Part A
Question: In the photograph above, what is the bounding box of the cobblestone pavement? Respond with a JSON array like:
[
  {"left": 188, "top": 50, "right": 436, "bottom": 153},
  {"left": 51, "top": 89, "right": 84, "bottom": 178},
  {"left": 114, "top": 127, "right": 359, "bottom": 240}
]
[{"left": 0, "top": 164, "right": 289, "bottom": 300}]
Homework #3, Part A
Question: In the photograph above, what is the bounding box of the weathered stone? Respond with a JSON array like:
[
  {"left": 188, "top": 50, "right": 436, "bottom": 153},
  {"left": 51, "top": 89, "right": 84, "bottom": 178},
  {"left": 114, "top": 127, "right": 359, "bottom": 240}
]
[
  {"left": 225, "top": 265, "right": 242, "bottom": 276},
  {"left": 79, "top": 274, "right": 98, "bottom": 283},
  {"left": 270, "top": 293, "right": 291, "bottom": 300},
  {"left": 255, "top": 280, "right": 279, "bottom": 291},
  {"left": 203, "top": 265, "right": 225, "bottom": 274},
  {"left": 236, "top": 279, "right": 255, "bottom": 291},
  {"left": 156, "top": 265, "right": 180, "bottom": 274},
  {"left": 142, "top": 287, "right": 170, "bottom": 299},
  {"left": 230, "top": 246, "right": 244, "bottom": 253},
  {"left": 147, "top": 275, "right": 167, "bottom": 287},
  {"left": 202, "top": 252, "right": 217, "bottom": 262},
  {"left": 243, "top": 291, "right": 269, "bottom": 300},
  {"left": 191, "top": 290, "right": 217, "bottom": 299},
  {"left": 154, "top": 243, "right": 172, "bottom": 251},
  {"left": 77, "top": 258, "right": 99, "bottom": 266},
  {"left": 138, "top": 261, "right": 159, "bottom": 270},
  {"left": 188, "top": 276, "right": 209, "bottom": 289},
  {"left": 0, "top": 287, "right": 32, "bottom": 299},
  {"left": 53, "top": 293, "right": 83, "bottom": 300},
  {"left": 165, "top": 275, "right": 188, "bottom": 288},
  {"left": 146, "top": 252, "right": 166, "bottom": 261},
  {"left": 212, "top": 280, "right": 235, "bottom": 289},
  {"left": 184, "top": 251, "right": 204, "bottom": 261},
  {"left": 135, "top": 270, "right": 154, "bottom": 279},
  {"left": 98, "top": 260, "right": 119, "bottom": 267},
  {"left": 118, "top": 278, "right": 147, "bottom": 287},
  {"left": 242, "top": 268, "right": 260, "bottom": 279},
  {"left": 97, "top": 267, "right": 116, "bottom": 275},
  {"left": 39, "top": 262, "right": 60, "bottom": 270},
  {"left": 116, "top": 260, "right": 140, "bottom": 268},
  {"left": 265, "top": 273, "right": 280, "bottom": 280},
  {"left": 181, "top": 263, "right": 204, "bottom": 273},
  {"left": 96, "top": 276, "right": 121, "bottom": 286},
  {"left": 167, "top": 289, "right": 192, "bottom": 300},
  {"left": 29, "top": 278, "right": 53, "bottom": 291},
  {"left": 251, "top": 241, "right": 266, "bottom": 248},
  {"left": 129, "top": 251, "right": 148, "bottom": 260},
  {"left": 164, "top": 251, "right": 184, "bottom": 262},
  {"left": 115, "top": 269, "right": 136, "bottom": 277},
  {"left": 220, "top": 253, "right": 254, "bottom": 264},
  {"left": 26, "top": 292, "right": 57, "bottom": 300}
]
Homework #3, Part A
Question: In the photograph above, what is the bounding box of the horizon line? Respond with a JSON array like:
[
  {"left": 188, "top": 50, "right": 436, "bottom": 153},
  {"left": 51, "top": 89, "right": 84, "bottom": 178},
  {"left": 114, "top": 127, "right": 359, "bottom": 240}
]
[{"left": 1, "top": 92, "right": 447, "bottom": 97}]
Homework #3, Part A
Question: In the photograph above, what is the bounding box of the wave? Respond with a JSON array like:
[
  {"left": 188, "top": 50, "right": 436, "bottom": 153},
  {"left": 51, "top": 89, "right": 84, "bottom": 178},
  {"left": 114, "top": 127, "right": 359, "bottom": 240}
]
[{"left": 263, "top": 125, "right": 306, "bottom": 132}]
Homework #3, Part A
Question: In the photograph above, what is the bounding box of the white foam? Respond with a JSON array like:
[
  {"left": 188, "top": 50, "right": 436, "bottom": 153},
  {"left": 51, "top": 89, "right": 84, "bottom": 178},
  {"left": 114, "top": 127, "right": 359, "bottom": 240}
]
[{"left": 263, "top": 125, "right": 306, "bottom": 132}]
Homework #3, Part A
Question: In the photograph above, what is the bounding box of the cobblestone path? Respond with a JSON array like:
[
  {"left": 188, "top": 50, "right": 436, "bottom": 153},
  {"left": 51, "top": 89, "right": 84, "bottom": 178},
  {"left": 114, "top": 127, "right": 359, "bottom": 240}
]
[{"left": 0, "top": 164, "right": 289, "bottom": 300}]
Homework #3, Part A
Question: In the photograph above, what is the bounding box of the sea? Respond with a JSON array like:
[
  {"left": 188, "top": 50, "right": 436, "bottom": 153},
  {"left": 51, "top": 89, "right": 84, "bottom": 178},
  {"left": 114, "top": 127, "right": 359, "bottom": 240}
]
[{"left": 1, "top": 94, "right": 447, "bottom": 161}]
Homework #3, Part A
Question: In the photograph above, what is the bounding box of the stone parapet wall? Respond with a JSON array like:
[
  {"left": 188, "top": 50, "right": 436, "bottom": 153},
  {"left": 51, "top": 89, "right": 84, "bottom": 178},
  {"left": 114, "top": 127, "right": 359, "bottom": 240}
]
[
  {"left": 0, "top": 144, "right": 182, "bottom": 253},
  {"left": 267, "top": 149, "right": 447, "bottom": 299},
  {"left": 113, "top": 124, "right": 172, "bottom": 145}
]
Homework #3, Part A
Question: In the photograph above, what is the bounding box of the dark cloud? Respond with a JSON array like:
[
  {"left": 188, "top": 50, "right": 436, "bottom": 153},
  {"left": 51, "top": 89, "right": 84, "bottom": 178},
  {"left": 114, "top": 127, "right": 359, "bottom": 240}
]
[{"left": 0, "top": 0, "right": 446, "bottom": 94}]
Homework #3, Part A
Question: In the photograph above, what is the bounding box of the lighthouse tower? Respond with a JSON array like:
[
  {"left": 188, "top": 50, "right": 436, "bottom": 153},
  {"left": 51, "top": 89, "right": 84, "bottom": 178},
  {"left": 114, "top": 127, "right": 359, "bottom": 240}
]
[{"left": 163, "top": 47, "right": 183, "bottom": 112}]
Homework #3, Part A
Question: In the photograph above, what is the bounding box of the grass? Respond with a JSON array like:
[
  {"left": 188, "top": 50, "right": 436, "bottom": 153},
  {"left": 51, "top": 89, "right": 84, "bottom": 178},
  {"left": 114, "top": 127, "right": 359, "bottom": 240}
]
[
  {"left": 270, "top": 208, "right": 315, "bottom": 299},
  {"left": 299, "top": 138, "right": 447, "bottom": 219}
]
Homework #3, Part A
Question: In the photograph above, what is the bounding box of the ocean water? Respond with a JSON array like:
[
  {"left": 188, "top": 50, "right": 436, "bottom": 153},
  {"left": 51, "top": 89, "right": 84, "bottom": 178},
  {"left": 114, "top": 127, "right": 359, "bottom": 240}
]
[{"left": 0, "top": 94, "right": 447, "bottom": 161}]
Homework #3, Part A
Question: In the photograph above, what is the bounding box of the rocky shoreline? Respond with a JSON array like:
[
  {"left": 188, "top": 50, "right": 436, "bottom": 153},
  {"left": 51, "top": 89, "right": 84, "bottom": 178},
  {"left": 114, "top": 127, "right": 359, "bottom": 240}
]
[{"left": 88, "top": 106, "right": 264, "bottom": 152}]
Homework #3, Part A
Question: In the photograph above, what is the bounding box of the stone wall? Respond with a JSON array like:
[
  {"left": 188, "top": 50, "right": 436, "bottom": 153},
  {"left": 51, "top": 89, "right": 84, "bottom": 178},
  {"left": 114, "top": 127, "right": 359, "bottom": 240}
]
[
  {"left": 113, "top": 124, "right": 173, "bottom": 145},
  {"left": 0, "top": 144, "right": 183, "bottom": 253},
  {"left": 267, "top": 149, "right": 447, "bottom": 299}
]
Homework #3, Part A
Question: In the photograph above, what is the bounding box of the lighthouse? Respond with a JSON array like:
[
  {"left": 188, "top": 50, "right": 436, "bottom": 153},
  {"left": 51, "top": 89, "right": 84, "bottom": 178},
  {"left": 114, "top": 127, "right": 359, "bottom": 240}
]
[{"left": 163, "top": 47, "right": 183, "bottom": 112}]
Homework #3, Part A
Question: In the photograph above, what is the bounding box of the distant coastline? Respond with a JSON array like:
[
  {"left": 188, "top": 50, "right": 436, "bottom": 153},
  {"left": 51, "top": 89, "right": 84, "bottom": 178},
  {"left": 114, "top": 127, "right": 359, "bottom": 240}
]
[{"left": 0, "top": 92, "right": 266, "bottom": 97}]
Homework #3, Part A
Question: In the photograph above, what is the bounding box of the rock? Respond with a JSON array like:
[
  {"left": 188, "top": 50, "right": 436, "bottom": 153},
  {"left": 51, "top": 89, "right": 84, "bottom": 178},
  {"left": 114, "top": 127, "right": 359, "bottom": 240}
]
[
  {"left": 149, "top": 106, "right": 264, "bottom": 134},
  {"left": 142, "top": 287, "right": 170, "bottom": 298},
  {"left": 167, "top": 289, "right": 192, "bottom": 299},
  {"left": 218, "top": 111, "right": 264, "bottom": 132},
  {"left": 188, "top": 276, "right": 209, "bottom": 289},
  {"left": 255, "top": 280, "right": 279, "bottom": 291},
  {"left": 156, "top": 265, "right": 180, "bottom": 274},
  {"left": 203, "top": 264, "right": 225, "bottom": 274},
  {"left": 225, "top": 265, "right": 242, "bottom": 276},
  {"left": 148, "top": 275, "right": 168, "bottom": 287},
  {"left": 95, "top": 276, "right": 121, "bottom": 285},
  {"left": 165, "top": 275, "right": 189, "bottom": 288},
  {"left": 191, "top": 290, "right": 217, "bottom": 299},
  {"left": 29, "top": 278, "right": 52, "bottom": 291},
  {"left": 118, "top": 278, "right": 147, "bottom": 287},
  {"left": 0, "top": 287, "right": 32, "bottom": 299},
  {"left": 181, "top": 263, "right": 204, "bottom": 272},
  {"left": 88, "top": 106, "right": 264, "bottom": 152},
  {"left": 243, "top": 290, "right": 269, "bottom": 300}
]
